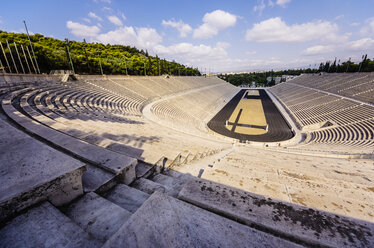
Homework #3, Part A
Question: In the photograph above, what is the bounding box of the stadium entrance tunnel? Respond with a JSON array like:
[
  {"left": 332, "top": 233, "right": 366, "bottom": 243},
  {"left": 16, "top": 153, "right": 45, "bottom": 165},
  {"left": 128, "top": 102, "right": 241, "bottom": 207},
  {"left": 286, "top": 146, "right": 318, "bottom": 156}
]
[{"left": 207, "top": 89, "right": 294, "bottom": 142}]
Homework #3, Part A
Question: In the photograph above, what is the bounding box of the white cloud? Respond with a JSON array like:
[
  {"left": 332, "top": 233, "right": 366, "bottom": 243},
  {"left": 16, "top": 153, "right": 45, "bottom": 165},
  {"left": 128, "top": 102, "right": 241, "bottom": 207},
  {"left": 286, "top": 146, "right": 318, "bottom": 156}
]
[
  {"left": 155, "top": 43, "right": 227, "bottom": 59},
  {"left": 254, "top": 0, "right": 290, "bottom": 15},
  {"left": 350, "top": 22, "right": 360, "bottom": 27},
  {"left": 302, "top": 45, "right": 334, "bottom": 56},
  {"left": 246, "top": 51, "right": 257, "bottom": 55},
  {"left": 120, "top": 12, "right": 126, "bottom": 21},
  {"left": 300, "top": 38, "right": 374, "bottom": 59},
  {"left": 83, "top": 18, "right": 91, "bottom": 23},
  {"left": 245, "top": 17, "right": 347, "bottom": 43},
  {"left": 10, "top": 29, "right": 34, "bottom": 35},
  {"left": 276, "top": 0, "right": 291, "bottom": 7},
  {"left": 162, "top": 19, "right": 192, "bottom": 38},
  {"left": 93, "top": 0, "right": 111, "bottom": 3},
  {"left": 335, "top": 15, "right": 344, "bottom": 20},
  {"left": 193, "top": 10, "right": 237, "bottom": 39},
  {"left": 88, "top": 12, "right": 103, "bottom": 21},
  {"left": 95, "top": 26, "right": 162, "bottom": 50},
  {"left": 216, "top": 42, "right": 230, "bottom": 49},
  {"left": 360, "top": 17, "right": 374, "bottom": 36},
  {"left": 108, "top": 15, "right": 123, "bottom": 26},
  {"left": 347, "top": 38, "right": 374, "bottom": 51},
  {"left": 102, "top": 7, "right": 112, "bottom": 12},
  {"left": 88, "top": 23, "right": 233, "bottom": 71},
  {"left": 153, "top": 42, "right": 233, "bottom": 72},
  {"left": 66, "top": 21, "right": 101, "bottom": 38},
  {"left": 253, "top": 0, "right": 266, "bottom": 14}
]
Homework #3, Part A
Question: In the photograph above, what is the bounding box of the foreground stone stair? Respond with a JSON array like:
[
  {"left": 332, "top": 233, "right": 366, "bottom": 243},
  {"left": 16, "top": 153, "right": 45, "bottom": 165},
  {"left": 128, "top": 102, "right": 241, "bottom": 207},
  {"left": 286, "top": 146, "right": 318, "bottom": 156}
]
[
  {"left": 0, "top": 202, "right": 101, "bottom": 248},
  {"left": 148, "top": 173, "right": 186, "bottom": 197},
  {"left": 63, "top": 192, "right": 132, "bottom": 243},
  {"left": 0, "top": 118, "right": 85, "bottom": 222},
  {"left": 103, "top": 191, "right": 301, "bottom": 248},
  {"left": 131, "top": 178, "right": 166, "bottom": 194},
  {"left": 103, "top": 184, "right": 150, "bottom": 213},
  {"left": 81, "top": 164, "right": 117, "bottom": 193}
]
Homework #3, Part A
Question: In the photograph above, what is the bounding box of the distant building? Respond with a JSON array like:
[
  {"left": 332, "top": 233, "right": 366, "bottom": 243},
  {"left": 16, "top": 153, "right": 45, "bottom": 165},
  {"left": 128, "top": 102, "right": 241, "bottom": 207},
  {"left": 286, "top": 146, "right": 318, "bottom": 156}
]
[
  {"left": 281, "top": 75, "right": 297, "bottom": 82},
  {"left": 267, "top": 75, "right": 298, "bottom": 85},
  {"left": 266, "top": 76, "right": 281, "bottom": 84}
]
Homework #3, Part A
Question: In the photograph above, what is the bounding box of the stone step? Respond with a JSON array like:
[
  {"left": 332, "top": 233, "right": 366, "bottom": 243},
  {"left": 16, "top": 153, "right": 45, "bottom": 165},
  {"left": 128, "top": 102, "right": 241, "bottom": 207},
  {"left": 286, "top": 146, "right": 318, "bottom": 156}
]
[
  {"left": 149, "top": 173, "right": 185, "bottom": 197},
  {"left": 135, "top": 161, "right": 155, "bottom": 179},
  {"left": 103, "top": 192, "right": 301, "bottom": 248},
  {"left": 0, "top": 118, "right": 85, "bottom": 222},
  {"left": 162, "top": 169, "right": 193, "bottom": 183},
  {"left": 103, "top": 184, "right": 150, "bottom": 213},
  {"left": 64, "top": 192, "right": 132, "bottom": 243},
  {"left": 0, "top": 202, "right": 101, "bottom": 248},
  {"left": 178, "top": 177, "right": 374, "bottom": 248},
  {"left": 82, "top": 164, "right": 117, "bottom": 193},
  {"left": 131, "top": 178, "right": 166, "bottom": 195}
]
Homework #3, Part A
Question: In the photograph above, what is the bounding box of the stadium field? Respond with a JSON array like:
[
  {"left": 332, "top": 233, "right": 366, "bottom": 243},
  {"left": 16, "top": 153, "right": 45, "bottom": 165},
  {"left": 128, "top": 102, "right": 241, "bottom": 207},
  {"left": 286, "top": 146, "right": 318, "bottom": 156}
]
[{"left": 208, "top": 89, "right": 294, "bottom": 142}]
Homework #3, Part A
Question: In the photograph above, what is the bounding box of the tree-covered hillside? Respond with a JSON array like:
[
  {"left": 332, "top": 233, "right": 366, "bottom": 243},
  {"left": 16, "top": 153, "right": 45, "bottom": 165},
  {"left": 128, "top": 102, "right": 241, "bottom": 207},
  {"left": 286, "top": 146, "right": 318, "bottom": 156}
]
[
  {"left": 218, "top": 69, "right": 318, "bottom": 87},
  {"left": 0, "top": 31, "right": 200, "bottom": 76}
]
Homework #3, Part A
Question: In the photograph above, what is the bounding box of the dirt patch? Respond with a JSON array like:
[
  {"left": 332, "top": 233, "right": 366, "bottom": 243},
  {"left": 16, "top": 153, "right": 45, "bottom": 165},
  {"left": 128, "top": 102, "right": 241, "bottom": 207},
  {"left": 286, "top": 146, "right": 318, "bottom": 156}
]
[
  {"left": 367, "top": 187, "right": 374, "bottom": 193},
  {"left": 334, "top": 170, "right": 361, "bottom": 177},
  {"left": 215, "top": 169, "right": 229, "bottom": 176},
  {"left": 290, "top": 194, "right": 307, "bottom": 206},
  {"left": 283, "top": 171, "right": 312, "bottom": 181}
]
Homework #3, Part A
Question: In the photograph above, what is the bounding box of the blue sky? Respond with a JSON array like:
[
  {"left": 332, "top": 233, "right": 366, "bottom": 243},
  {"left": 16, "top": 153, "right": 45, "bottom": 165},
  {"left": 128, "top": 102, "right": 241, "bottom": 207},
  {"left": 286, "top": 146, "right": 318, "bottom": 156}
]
[{"left": 1, "top": 0, "right": 374, "bottom": 72}]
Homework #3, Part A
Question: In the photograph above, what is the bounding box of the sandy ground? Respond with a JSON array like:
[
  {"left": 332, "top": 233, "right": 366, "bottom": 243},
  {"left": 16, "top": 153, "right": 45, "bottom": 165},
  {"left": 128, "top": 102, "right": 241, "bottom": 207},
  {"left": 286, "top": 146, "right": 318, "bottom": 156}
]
[{"left": 226, "top": 97, "right": 267, "bottom": 135}]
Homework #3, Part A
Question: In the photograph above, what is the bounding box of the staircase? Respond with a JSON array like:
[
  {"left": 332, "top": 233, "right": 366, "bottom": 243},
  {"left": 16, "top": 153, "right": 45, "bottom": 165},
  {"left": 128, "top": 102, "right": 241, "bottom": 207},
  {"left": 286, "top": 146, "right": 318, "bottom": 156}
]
[{"left": 0, "top": 147, "right": 224, "bottom": 247}]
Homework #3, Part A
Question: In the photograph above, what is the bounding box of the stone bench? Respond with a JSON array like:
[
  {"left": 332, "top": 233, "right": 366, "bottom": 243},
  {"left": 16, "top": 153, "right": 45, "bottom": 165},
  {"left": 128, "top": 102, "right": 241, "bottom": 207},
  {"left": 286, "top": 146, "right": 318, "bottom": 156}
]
[{"left": 0, "top": 118, "right": 85, "bottom": 221}]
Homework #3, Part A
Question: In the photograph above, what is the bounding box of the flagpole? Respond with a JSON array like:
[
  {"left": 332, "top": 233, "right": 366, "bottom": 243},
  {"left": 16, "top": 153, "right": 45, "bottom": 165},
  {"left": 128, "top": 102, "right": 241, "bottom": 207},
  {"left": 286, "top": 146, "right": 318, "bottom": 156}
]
[
  {"left": 26, "top": 46, "right": 37, "bottom": 74},
  {"left": 6, "top": 40, "right": 18, "bottom": 74},
  {"left": 14, "top": 42, "right": 25, "bottom": 74},
  {"left": 24, "top": 20, "right": 40, "bottom": 74},
  {"left": 21, "top": 45, "right": 31, "bottom": 74},
  {"left": 65, "top": 38, "right": 75, "bottom": 74},
  {"left": 0, "top": 53, "right": 5, "bottom": 74},
  {"left": 0, "top": 42, "right": 12, "bottom": 73}
]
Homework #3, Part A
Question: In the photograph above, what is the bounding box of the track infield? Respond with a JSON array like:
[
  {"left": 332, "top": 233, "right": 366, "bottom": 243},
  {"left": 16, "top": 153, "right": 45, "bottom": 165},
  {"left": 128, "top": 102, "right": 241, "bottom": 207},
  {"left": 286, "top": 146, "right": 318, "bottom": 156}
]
[{"left": 208, "top": 89, "right": 294, "bottom": 142}]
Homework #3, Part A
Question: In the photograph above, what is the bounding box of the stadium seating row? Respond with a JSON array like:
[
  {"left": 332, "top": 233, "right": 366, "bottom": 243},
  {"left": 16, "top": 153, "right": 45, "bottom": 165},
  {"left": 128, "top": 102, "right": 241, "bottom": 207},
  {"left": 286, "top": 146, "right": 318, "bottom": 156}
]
[
  {"left": 287, "top": 72, "right": 374, "bottom": 104},
  {"left": 269, "top": 73, "right": 374, "bottom": 153}
]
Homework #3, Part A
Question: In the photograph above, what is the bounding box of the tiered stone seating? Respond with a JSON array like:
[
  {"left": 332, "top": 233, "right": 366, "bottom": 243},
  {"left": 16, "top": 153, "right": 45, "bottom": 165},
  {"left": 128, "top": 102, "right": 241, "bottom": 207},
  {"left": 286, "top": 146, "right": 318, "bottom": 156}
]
[
  {"left": 287, "top": 72, "right": 374, "bottom": 104},
  {"left": 2, "top": 75, "right": 230, "bottom": 166},
  {"left": 300, "top": 119, "right": 374, "bottom": 153},
  {"left": 149, "top": 83, "right": 238, "bottom": 135},
  {"left": 1, "top": 74, "right": 374, "bottom": 247},
  {"left": 269, "top": 73, "right": 374, "bottom": 153}
]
